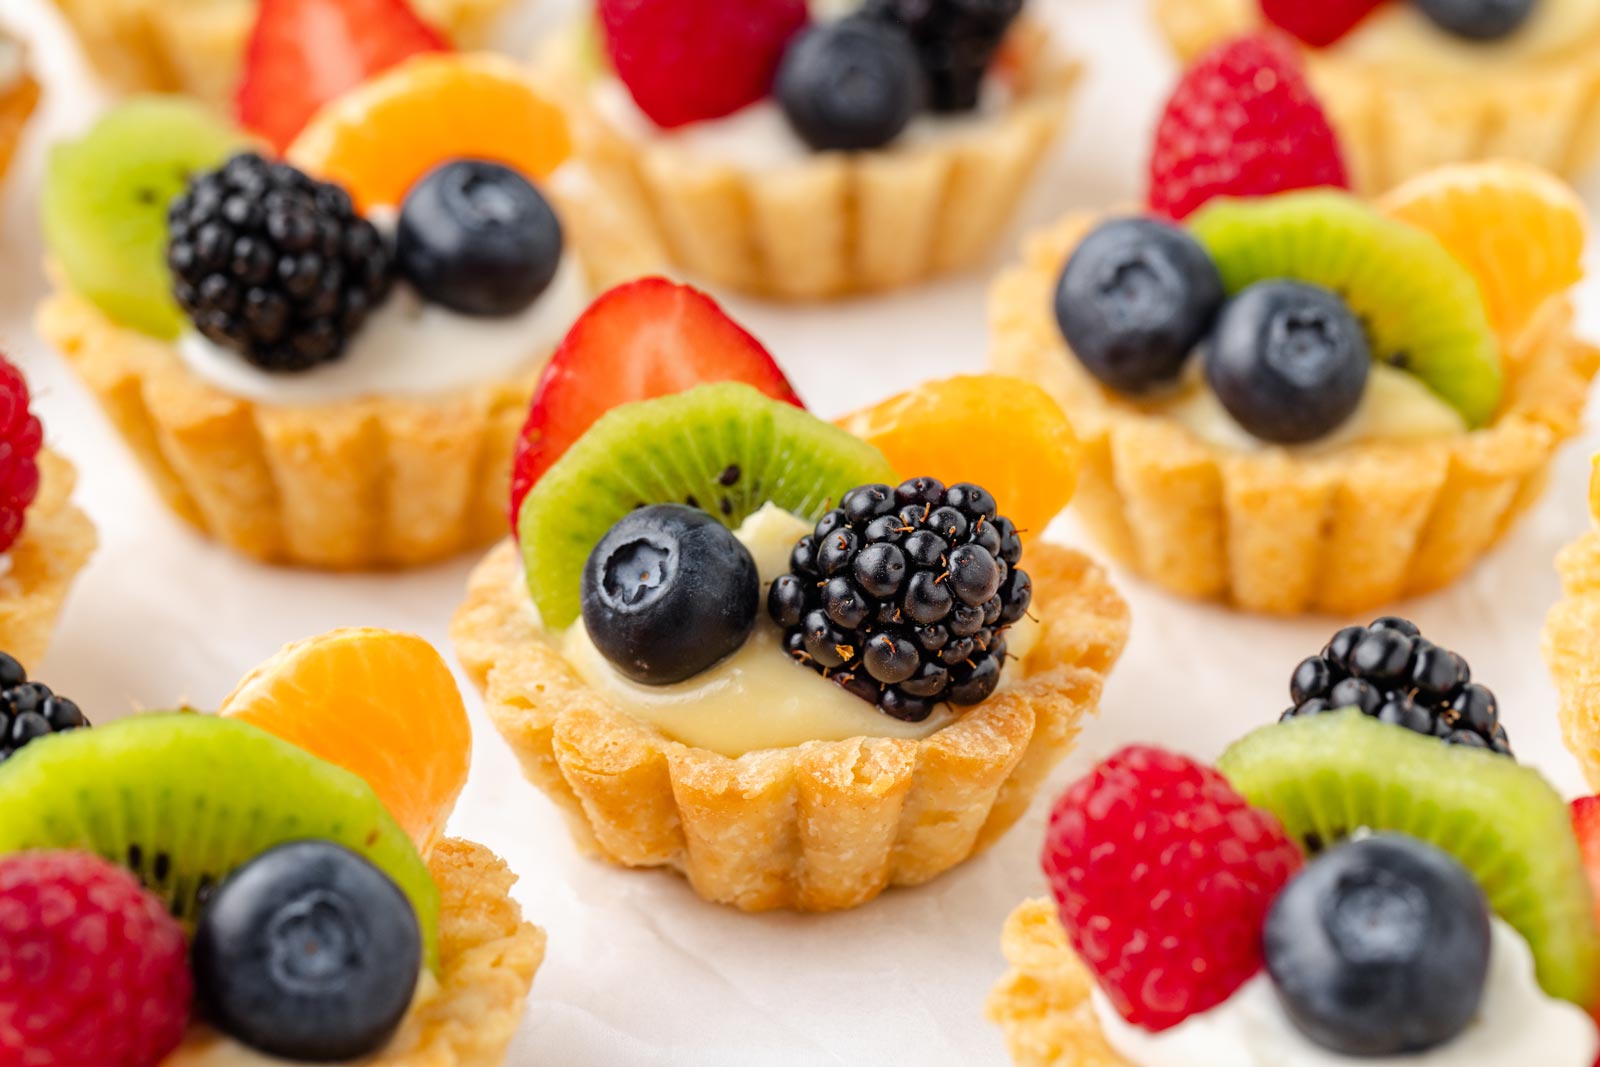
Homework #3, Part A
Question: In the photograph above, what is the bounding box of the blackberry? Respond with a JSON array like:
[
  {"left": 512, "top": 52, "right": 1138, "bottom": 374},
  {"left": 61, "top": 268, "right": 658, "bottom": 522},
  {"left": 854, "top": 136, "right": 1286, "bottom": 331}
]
[
  {"left": 0, "top": 651, "right": 88, "bottom": 764},
  {"left": 862, "top": 0, "right": 1024, "bottom": 112},
  {"left": 1281, "top": 619, "right": 1509, "bottom": 756},
  {"left": 167, "top": 153, "right": 393, "bottom": 373},
  {"left": 768, "top": 478, "right": 1031, "bottom": 722}
]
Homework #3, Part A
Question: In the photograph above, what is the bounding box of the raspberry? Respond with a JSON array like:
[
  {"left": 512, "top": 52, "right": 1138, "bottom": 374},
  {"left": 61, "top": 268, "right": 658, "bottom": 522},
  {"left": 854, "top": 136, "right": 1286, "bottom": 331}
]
[
  {"left": 598, "top": 0, "right": 810, "bottom": 128},
  {"left": 1147, "top": 33, "right": 1349, "bottom": 221},
  {"left": 1260, "top": 0, "right": 1387, "bottom": 48},
  {"left": 0, "top": 357, "right": 41, "bottom": 556},
  {"left": 1041, "top": 746, "right": 1304, "bottom": 1032},
  {"left": 0, "top": 851, "right": 192, "bottom": 1067}
]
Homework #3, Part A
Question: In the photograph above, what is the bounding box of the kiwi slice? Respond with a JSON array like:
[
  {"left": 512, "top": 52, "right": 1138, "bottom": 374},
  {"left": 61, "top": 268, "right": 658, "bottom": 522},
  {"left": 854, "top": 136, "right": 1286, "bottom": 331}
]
[
  {"left": 43, "top": 97, "right": 245, "bottom": 339},
  {"left": 1219, "top": 710, "right": 1600, "bottom": 1009},
  {"left": 519, "top": 382, "right": 898, "bottom": 628},
  {"left": 0, "top": 713, "right": 439, "bottom": 967},
  {"left": 1188, "top": 191, "right": 1503, "bottom": 428}
]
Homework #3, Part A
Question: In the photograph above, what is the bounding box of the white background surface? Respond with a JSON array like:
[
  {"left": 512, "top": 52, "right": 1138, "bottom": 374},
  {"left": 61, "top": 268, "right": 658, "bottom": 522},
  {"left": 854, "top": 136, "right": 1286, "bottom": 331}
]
[{"left": 4, "top": 0, "right": 1600, "bottom": 1063}]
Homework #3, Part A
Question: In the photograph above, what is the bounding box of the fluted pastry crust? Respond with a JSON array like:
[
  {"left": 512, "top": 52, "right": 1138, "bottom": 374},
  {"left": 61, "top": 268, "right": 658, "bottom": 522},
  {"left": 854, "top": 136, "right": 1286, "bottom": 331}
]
[
  {"left": 541, "top": 20, "right": 1081, "bottom": 300},
  {"left": 991, "top": 214, "right": 1599, "bottom": 615},
  {"left": 0, "top": 451, "right": 96, "bottom": 667},
  {"left": 49, "top": 0, "right": 516, "bottom": 105},
  {"left": 452, "top": 540, "right": 1128, "bottom": 912},
  {"left": 1543, "top": 459, "right": 1600, "bottom": 791},
  {"left": 1150, "top": 0, "right": 1600, "bottom": 191}
]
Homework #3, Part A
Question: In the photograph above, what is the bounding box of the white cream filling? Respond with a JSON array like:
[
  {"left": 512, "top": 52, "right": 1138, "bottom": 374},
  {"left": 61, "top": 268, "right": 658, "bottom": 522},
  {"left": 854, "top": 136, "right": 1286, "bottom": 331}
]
[
  {"left": 1093, "top": 918, "right": 1599, "bottom": 1067},
  {"left": 1331, "top": 0, "right": 1600, "bottom": 73}
]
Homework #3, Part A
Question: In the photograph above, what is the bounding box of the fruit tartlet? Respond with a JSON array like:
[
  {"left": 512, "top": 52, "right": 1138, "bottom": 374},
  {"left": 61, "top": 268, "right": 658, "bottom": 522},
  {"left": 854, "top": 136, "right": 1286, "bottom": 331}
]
[
  {"left": 49, "top": 0, "right": 512, "bottom": 106},
  {"left": 0, "top": 26, "right": 38, "bottom": 189},
  {"left": 990, "top": 34, "right": 1598, "bottom": 615},
  {"left": 989, "top": 617, "right": 1600, "bottom": 1066},
  {"left": 1543, "top": 457, "right": 1600, "bottom": 790},
  {"left": 539, "top": 0, "right": 1080, "bottom": 299},
  {"left": 36, "top": 0, "right": 653, "bottom": 570},
  {"left": 0, "top": 628, "right": 544, "bottom": 1067},
  {"left": 1150, "top": 1, "right": 1600, "bottom": 191},
  {"left": 452, "top": 278, "right": 1128, "bottom": 911}
]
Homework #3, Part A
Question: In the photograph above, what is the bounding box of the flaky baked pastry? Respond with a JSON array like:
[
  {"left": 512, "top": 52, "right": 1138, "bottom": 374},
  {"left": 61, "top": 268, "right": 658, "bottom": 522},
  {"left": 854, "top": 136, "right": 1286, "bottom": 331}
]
[
  {"left": 452, "top": 540, "right": 1128, "bottom": 912},
  {"left": 1542, "top": 458, "right": 1600, "bottom": 791},
  {"left": 540, "top": 19, "right": 1080, "bottom": 300},
  {"left": 0, "top": 451, "right": 96, "bottom": 666},
  {"left": 991, "top": 214, "right": 1599, "bottom": 615},
  {"left": 1150, "top": 0, "right": 1600, "bottom": 192}
]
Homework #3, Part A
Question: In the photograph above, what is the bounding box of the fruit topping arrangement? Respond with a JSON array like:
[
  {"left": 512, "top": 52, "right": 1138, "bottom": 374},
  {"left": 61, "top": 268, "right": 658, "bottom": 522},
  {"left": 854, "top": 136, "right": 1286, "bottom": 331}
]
[
  {"left": 1286, "top": 617, "right": 1509, "bottom": 753},
  {"left": 598, "top": 0, "right": 1027, "bottom": 151},
  {"left": 1041, "top": 704, "right": 1600, "bottom": 1060},
  {"left": 1261, "top": 0, "right": 1540, "bottom": 47},
  {"left": 0, "top": 651, "right": 88, "bottom": 764},
  {"left": 0, "top": 630, "right": 479, "bottom": 1065}
]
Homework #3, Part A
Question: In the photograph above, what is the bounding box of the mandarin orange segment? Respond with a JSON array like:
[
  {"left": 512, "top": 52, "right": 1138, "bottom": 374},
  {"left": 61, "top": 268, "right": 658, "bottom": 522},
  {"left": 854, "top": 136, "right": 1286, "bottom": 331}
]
[
  {"left": 1380, "top": 161, "right": 1586, "bottom": 343},
  {"left": 286, "top": 52, "right": 573, "bottom": 214},
  {"left": 220, "top": 628, "right": 472, "bottom": 854},
  {"left": 838, "top": 374, "right": 1081, "bottom": 542}
]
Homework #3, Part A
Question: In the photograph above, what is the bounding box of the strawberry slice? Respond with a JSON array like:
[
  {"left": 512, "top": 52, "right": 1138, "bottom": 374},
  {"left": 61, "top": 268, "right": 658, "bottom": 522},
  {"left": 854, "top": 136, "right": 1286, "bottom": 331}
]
[
  {"left": 1260, "top": 0, "right": 1388, "bottom": 48},
  {"left": 509, "top": 278, "right": 803, "bottom": 533},
  {"left": 237, "top": 0, "right": 449, "bottom": 153}
]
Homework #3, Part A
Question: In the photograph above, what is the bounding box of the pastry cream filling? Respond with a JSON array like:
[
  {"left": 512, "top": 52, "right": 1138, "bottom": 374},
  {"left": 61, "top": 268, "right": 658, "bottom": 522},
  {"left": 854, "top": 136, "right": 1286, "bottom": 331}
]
[
  {"left": 1156, "top": 363, "right": 1468, "bottom": 453},
  {"left": 1331, "top": 0, "right": 1600, "bottom": 73},
  {"left": 558, "top": 504, "right": 1037, "bottom": 758}
]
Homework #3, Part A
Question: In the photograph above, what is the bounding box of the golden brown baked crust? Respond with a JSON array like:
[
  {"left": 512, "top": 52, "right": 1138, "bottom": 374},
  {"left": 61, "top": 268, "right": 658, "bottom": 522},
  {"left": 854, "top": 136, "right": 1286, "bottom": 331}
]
[
  {"left": 164, "top": 838, "right": 546, "bottom": 1067},
  {"left": 1543, "top": 457, "right": 1600, "bottom": 790},
  {"left": 50, "top": 0, "right": 516, "bottom": 105},
  {"left": 991, "top": 213, "right": 1599, "bottom": 615},
  {"left": 1149, "top": 0, "right": 1600, "bottom": 191},
  {"left": 452, "top": 539, "right": 1129, "bottom": 912},
  {"left": 987, "top": 898, "right": 1129, "bottom": 1067},
  {"left": 541, "top": 19, "right": 1081, "bottom": 300},
  {"left": 0, "top": 451, "right": 96, "bottom": 667},
  {"left": 0, "top": 38, "right": 38, "bottom": 189}
]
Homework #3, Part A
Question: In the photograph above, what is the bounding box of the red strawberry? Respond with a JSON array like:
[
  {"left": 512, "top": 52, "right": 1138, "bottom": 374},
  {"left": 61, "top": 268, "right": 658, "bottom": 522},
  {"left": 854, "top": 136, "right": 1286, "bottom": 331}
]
[
  {"left": 236, "top": 0, "right": 449, "bottom": 152},
  {"left": 599, "top": 0, "right": 810, "bottom": 128},
  {"left": 1260, "top": 0, "right": 1388, "bottom": 48},
  {"left": 1574, "top": 797, "right": 1600, "bottom": 1063},
  {"left": 509, "top": 278, "right": 802, "bottom": 532},
  {"left": 1148, "top": 33, "right": 1350, "bottom": 221},
  {"left": 1042, "top": 746, "right": 1304, "bottom": 1032}
]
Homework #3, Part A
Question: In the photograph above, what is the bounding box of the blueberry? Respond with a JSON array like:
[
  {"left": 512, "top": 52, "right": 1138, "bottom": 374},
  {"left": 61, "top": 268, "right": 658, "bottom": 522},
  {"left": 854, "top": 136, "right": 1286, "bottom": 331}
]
[
  {"left": 396, "top": 159, "right": 564, "bottom": 316},
  {"left": 1264, "top": 834, "right": 1490, "bottom": 1056},
  {"left": 1415, "top": 0, "right": 1535, "bottom": 40},
  {"left": 581, "top": 505, "right": 758, "bottom": 685},
  {"left": 193, "top": 841, "right": 422, "bottom": 1062},
  {"left": 1054, "top": 217, "right": 1224, "bottom": 395},
  {"left": 777, "top": 18, "right": 924, "bottom": 152},
  {"left": 1204, "top": 280, "right": 1371, "bottom": 444}
]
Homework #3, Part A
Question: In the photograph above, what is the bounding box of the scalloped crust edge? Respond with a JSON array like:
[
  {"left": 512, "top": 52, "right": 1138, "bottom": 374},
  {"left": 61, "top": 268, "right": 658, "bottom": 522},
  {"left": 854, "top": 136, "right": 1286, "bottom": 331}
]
[
  {"left": 1148, "top": 0, "right": 1600, "bottom": 191},
  {"left": 539, "top": 19, "right": 1082, "bottom": 300},
  {"left": 452, "top": 540, "right": 1129, "bottom": 912},
  {"left": 0, "top": 451, "right": 96, "bottom": 667},
  {"left": 990, "top": 213, "right": 1600, "bottom": 616},
  {"left": 1542, "top": 458, "right": 1600, "bottom": 791}
]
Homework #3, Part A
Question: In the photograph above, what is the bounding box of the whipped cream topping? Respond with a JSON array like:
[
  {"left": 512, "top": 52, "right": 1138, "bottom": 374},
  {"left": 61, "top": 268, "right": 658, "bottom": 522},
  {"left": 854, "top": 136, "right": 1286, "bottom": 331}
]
[
  {"left": 1093, "top": 918, "right": 1599, "bottom": 1067},
  {"left": 1332, "top": 0, "right": 1600, "bottom": 72}
]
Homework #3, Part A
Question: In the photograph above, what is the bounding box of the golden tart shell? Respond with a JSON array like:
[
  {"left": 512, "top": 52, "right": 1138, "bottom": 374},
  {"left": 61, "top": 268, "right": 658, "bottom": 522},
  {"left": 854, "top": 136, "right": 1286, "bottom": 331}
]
[
  {"left": 1542, "top": 457, "right": 1600, "bottom": 790},
  {"left": 0, "top": 450, "right": 96, "bottom": 666}
]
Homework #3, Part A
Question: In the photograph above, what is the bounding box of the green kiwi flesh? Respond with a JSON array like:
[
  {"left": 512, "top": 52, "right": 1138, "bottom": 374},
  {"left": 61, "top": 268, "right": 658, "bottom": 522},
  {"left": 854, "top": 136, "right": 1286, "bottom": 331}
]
[
  {"left": 519, "top": 382, "right": 898, "bottom": 628},
  {"left": 1188, "top": 191, "right": 1503, "bottom": 428},
  {"left": 44, "top": 96, "right": 244, "bottom": 339},
  {"left": 0, "top": 713, "right": 439, "bottom": 968},
  {"left": 1218, "top": 710, "right": 1599, "bottom": 1009}
]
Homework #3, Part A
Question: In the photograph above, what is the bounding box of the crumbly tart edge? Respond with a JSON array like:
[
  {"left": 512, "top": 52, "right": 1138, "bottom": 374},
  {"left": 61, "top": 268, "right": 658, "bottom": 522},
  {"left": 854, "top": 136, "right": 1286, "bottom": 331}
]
[
  {"left": 32, "top": 175, "right": 653, "bottom": 571},
  {"left": 990, "top": 213, "right": 1599, "bottom": 616},
  {"left": 0, "top": 451, "right": 96, "bottom": 667},
  {"left": 0, "top": 58, "right": 39, "bottom": 188},
  {"left": 539, "top": 19, "right": 1082, "bottom": 300},
  {"left": 1543, "top": 459, "right": 1600, "bottom": 792},
  {"left": 451, "top": 541, "right": 1129, "bottom": 913},
  {"left": 987, "top": 898, "right": 1130, "bottom": 1067},
  {"left": 47, "top": 0, "right": 517, "bottom": 105},
  {"left": 166, "top": 838, "right": 546, "bottom": 1067},
  {"left": 1149, "top": 0, "right": 1600, "bottom": 191}
]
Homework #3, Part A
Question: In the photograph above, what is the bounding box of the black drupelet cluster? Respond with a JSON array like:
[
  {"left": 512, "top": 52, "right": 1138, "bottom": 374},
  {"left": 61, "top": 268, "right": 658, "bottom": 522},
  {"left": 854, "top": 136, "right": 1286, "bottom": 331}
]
[
  {"left": 167, "top": 152, "right": 393, "bottom": 373},
  {"left": 861, "top": 0, "right": 1024, "bottom": 112},
  {"left": 0, "top": 650, "right": 87, "bottom": 763},
  {"left": 1283, "top": 617, "right": 1510, "bottom": 756},
  {"left": 768, "top": 478, "right": 1031, "bottom": 722}
]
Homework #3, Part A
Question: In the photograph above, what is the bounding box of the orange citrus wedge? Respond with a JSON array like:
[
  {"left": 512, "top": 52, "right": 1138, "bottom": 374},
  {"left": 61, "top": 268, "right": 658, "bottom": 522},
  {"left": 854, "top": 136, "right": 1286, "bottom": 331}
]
[
  {"left": 220, "top": 628, "right": 471, "bottom": 854},
  {"left": 286, "top": 52, "right": 573, "bottom": 213},
  {"left": 838, "top": 374, "right": 1080, "bottom": 542},
  {"left": 1381, "top": 161, "right": 1586, "bottom": 342}
]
